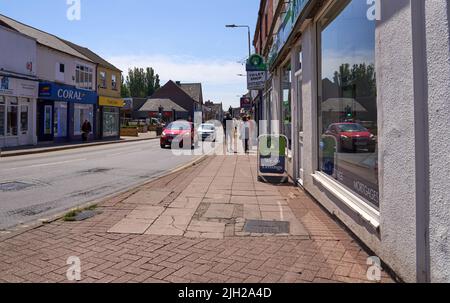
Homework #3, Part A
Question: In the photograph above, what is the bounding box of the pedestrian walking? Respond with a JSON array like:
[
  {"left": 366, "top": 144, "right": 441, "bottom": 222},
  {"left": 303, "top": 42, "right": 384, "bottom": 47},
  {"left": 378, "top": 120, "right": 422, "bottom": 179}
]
[
  {"left": 81, "top": 120, "right": 92, "bottom": 142},
  {"left": 240, "top": 116, "right": 250, "bottom": 154},
  {"left": 223, "top": 113, "right": 233, "bottom": 153}
]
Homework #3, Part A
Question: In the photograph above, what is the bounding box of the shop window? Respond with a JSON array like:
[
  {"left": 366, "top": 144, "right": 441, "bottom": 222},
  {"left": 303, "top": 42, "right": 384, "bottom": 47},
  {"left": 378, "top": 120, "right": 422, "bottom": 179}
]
[
  {"left": 6, "top": 97, "right": 18, "bottom": 136},
  {"left": 20, "top": 104, "right": 29, "bottom": 133},
  {"left": 318, "top": 0, "right": 379, "bottom": 208},
  {"left": 76, "top": 64, "right": 94, "bottom": 90},
  {"left": 100, "top": 72, "right": 107, "bottom": 88},
  {"left": 103, "top": 107, "right": 119, "bottom": 137},
  {"left": 54, "top": 102, "right": 68, "bottom": 138},
  {"left": 0, "top": 96, "right": 5, "bottom": 137},
  {"left": 74, "top": 103, "right": 93, "bottom": 136},
  {"left": 281, "top": 63, "right": 292, "bottom": 149}
]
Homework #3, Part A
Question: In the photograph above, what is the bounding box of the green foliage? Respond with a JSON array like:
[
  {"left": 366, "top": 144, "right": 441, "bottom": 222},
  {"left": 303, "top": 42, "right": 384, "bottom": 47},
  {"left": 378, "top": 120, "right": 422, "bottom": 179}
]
[
  {"left": 120, "top": 75, "right": 130, "bottom": 98},
  {"left": 333, "top": 63, "right": 377, "bottom": 97},
  {"left": 123, "top": 67, "right": 161, "bottom": 98}
]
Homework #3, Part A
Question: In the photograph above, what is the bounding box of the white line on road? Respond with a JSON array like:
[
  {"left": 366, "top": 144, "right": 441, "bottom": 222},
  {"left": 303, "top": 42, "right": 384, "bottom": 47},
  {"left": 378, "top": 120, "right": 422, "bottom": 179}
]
[{"left": 2, "top": 158, "right": 87, "bottom": 171}]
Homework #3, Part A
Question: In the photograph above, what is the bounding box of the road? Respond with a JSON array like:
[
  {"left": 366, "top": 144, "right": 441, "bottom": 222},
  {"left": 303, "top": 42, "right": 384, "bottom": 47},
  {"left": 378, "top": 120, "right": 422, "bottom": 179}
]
[{"left": 0, "top": 140, "right": 203, "bottom": 230}]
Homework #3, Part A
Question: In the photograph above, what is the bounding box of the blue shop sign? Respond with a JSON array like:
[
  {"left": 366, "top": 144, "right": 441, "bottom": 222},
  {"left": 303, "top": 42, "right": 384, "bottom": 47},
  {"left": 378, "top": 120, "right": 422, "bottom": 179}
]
[{"left": 38, "top": 82, "right": 97, "bottom": 104}]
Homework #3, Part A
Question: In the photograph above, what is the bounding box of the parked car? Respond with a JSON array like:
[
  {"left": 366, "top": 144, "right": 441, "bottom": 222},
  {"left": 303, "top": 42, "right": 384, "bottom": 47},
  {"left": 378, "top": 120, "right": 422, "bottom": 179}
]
[
  {"left": 325, "top": 122, "right": 377, "bottom": 153},
  {"left": 160, "top": 121, "right": 198, "bottom": 149},
  {"left": 198, "top": 123, "right": 217, "bottom": 142}
]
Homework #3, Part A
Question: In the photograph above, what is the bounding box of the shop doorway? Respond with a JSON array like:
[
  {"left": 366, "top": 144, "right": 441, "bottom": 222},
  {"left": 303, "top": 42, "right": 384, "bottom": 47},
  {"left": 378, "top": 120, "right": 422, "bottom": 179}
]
[
  {"left": 37, "top": 101, "right": 54, "bottom": 142},
  {"left": 18, "top": 99, "right": 33, "bottom": 146},
  {"left": 295, "top": 69, "right": 304, "bottom": 185}
]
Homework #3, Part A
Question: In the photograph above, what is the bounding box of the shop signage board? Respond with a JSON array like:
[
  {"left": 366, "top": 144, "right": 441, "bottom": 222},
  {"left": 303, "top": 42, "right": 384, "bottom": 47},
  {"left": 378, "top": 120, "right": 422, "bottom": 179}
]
[
  {"left": 38, "top": 82, "right": 97, "bottom": 104},
  {"left": 246, "top": 54, "right": 267, "bottom": 91},
  {"left": 258, "top": 135, "right": 288, "bottom": 183},
  {"left": 247, "top": 71, "right": 266, "bottom": 90},
  {"left": 99, "top": 96, "right": 124, "bottom": 107},
  {"left": 0, "top": 75, "right": 38, "bottom": 98},
  {"left": 240, "top": 97, "right": 252, "bottom": 110}
]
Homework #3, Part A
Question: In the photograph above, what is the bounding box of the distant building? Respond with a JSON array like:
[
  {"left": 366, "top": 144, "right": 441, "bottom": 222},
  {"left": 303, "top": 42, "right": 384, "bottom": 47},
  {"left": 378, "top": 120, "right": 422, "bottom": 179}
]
[
  {"left": 142, "top": 80, "right": 203, "bottom": 122},
  {"left": 138, "top": 98, "right": 188, "bottom": 123},
  {"left": 203, "top": 100, "right": 223, "bottom": 123}
]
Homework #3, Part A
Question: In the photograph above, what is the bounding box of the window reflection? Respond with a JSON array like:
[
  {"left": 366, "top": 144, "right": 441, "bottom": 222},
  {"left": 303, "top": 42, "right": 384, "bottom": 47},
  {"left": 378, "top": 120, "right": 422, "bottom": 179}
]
[{"left": 319, "top": 0, "right": 379, "bottom": 208}]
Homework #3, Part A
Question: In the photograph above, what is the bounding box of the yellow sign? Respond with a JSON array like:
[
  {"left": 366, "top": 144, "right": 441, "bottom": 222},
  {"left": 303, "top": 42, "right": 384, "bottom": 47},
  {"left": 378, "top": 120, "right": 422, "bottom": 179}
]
[{"left": 99, "top": 96, "right": 124, "bottom": 107}]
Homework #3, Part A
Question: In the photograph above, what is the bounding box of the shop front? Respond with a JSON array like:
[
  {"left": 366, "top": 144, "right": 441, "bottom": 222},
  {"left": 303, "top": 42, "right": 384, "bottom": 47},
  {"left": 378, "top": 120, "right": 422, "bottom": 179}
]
[
  {"left": 0, "top": 75, "right": 38, "bottom": 148},
  {"left": 98, "top": 96, "right": 123, "bottom": 139},
  {"left": 37, "top": 82, "right": 97, "bottom": 142}
]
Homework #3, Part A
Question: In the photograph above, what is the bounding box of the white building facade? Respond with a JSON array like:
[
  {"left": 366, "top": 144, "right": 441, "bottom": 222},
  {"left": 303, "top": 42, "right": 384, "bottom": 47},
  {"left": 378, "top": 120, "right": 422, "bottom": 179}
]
[
  {"left": 258, "top": 0, "right": 450, "bottom": 282},
  {"left": 0, "top": 25, "right": 38, "bottom": 148}
]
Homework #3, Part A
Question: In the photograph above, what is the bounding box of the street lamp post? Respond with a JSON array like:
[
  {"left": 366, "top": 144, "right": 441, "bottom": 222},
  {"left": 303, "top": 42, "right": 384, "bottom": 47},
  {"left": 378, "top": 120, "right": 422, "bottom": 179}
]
[{"left": 226, "top": 24, "right": 251, "bottom": 58}]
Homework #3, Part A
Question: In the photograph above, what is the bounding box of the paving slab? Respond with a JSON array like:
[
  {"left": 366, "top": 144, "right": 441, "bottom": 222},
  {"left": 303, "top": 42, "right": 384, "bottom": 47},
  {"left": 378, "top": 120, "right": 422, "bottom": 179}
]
[
  {"left": 127, "top": 206, "right": 165, "bottom": 220},
  {"left": 123, "top": 190, "right": 172, "bottom": 205},
  {"left": 203, "top": 204, "right": 235, "bottom": 219},
  {"left": 187, "top": 220, "right": 226, "bottom": 233},
  {"left": 108, "top": 218, "right": 153, "bottom": 234}
]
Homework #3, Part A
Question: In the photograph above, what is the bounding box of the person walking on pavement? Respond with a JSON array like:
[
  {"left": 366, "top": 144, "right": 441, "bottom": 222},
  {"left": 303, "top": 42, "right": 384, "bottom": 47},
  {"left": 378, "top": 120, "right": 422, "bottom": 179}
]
[
  {"left": 81, "top": 120, "right": 92, "bottom": 142},
  {"left": 223, "top": 113, "right": 233, "bottom": 153},
  {"left": 240, "top": 116, "right": 250, "bottom": 154}
]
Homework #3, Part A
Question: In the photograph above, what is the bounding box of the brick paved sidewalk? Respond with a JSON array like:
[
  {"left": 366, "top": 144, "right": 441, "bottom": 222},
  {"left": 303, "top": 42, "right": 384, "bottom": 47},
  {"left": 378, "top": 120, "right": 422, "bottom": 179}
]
[{"left": 0, "top": 155, "right": 395, "bottom": 283}]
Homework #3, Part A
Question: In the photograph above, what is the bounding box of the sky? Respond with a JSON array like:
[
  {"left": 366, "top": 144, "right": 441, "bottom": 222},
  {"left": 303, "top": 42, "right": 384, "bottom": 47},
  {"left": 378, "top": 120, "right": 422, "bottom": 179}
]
[{"left": 0, "top": 0, "right": 260, "bottom": 109}]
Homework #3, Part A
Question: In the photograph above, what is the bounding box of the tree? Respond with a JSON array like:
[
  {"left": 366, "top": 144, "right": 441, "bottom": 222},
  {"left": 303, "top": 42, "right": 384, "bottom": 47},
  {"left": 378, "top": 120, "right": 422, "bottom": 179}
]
[
  {"left": 120, "top": 75, "right": 130, "bottom": 98},
  {"left": 123, "top": 67, "right": 161, "bottom": 98}
]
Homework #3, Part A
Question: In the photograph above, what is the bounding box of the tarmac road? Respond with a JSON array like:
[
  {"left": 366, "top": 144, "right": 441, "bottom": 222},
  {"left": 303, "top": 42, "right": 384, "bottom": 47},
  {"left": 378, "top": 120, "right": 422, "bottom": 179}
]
[{"left": 0, "top": 139, "right": 203, "bottom": 230}]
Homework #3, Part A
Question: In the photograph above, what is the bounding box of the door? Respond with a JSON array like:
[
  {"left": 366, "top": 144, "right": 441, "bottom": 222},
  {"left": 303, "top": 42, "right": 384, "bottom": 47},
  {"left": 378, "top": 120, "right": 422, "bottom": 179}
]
[
  {"left": 38, "top": 100, "right": 54, "bottom": 141},
  {"left": 18, "top": 99, "right": 32, "bottom": 146},
  {"left": 295, "top": 69, "right": 304, "bottom": 185}
]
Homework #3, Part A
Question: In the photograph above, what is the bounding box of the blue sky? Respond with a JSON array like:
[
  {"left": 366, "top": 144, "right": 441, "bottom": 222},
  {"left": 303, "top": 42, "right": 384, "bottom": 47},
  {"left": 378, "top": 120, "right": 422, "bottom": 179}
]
[{"left": 0, "top": 0, "right": 260, "bottom": 108}]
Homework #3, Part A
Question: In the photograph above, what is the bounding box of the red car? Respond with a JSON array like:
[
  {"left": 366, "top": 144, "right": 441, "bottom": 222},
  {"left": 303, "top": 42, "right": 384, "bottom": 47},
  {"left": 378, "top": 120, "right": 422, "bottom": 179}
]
[
  {"left": 325, "top": 123, "right": 377, "bottom": 153},
  {"left": 160, "top": 121, "right": 198, "bottom": 149}
]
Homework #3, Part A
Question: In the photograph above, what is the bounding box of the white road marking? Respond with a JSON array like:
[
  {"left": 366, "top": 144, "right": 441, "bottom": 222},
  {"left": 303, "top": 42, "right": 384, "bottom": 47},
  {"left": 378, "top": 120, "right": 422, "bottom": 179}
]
[
  {"left": 2, "top": 158, "right": 87, "bottom": 171},
  {"left": 277, "top": 201, "right": 284, "bottom": 221}
]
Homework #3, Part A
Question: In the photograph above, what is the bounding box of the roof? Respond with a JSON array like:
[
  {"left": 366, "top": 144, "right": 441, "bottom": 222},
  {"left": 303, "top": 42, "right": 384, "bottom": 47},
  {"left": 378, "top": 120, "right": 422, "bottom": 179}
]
[
  {"left": 139, "top": 98, "right": 188, "bottom": 112},
  {"left": 62, "top": 39, "right": 121, "bottom": 72},
  {"left": 178, "top": 83, "right": 203, "bottom": 104},
  {"left": 321, "top": 98, "right": 368, "bottom": 112},
  {"left": 0, "top": 14, "right": 92, "bottom": 62}
]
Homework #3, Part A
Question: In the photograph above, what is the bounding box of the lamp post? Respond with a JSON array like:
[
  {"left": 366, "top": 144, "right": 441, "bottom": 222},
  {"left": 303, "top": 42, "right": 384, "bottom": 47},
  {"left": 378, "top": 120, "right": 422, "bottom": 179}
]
[{"left": 226, "top": 24, "right": 251, "bottom": 58}]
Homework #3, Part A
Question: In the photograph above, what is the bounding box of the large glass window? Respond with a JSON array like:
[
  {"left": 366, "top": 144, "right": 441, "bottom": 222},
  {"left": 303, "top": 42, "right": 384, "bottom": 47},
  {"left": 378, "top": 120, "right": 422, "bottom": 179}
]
[
  {"left": 20, "top": 104, "right": 28, "bottom": 133},
  {"left": 103, "top": 107, "right": 119, "bottom": 137},
  {"left": 318, "top": 0, "right": 379, "bottom": 208},
  {"left": 6, "top": 97, "right": 18, "bottom": 136},
  {"left": 281, "top": 63, "right": 292, "bottom": 148},
  {"left": 54, "top": 102, "right": 68, "bottom": 138},
  {"left": 76, "top": 64, "right": 94, "bottom": 90},
  {"left": 74, "top": 103, "right": 93, "bottom": 135},
  {"left": 0, "top": 96, "right": 5, "bottom": 137}
]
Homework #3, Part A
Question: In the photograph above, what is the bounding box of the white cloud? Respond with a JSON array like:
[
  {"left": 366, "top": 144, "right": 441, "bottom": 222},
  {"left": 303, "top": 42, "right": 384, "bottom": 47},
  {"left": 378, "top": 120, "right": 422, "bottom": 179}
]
[{"left": 106, "top": 54, "right": 247, "bottom": 108}]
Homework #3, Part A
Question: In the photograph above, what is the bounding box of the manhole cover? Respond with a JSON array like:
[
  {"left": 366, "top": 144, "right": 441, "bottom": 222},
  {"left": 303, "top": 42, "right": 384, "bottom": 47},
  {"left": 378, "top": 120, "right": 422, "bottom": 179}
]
[
  {"left": 244, "top": 220, "right": 290, "bottom": 234},
  {"left": 0, "top": 182, "right": 33, "bottom": 192}
]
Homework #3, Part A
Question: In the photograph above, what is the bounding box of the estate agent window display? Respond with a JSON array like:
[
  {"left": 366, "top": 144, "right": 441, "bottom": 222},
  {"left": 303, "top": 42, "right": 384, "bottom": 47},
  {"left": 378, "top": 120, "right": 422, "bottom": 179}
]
[{"left": 318, "top": 0, "right": 379, "bottom": 208}]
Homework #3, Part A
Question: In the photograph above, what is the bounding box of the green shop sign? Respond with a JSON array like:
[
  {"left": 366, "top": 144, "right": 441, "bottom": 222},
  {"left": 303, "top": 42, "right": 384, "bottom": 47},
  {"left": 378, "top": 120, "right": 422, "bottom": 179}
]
[{"left": 246, "top": 54, "right": 267, "bottom": 72}]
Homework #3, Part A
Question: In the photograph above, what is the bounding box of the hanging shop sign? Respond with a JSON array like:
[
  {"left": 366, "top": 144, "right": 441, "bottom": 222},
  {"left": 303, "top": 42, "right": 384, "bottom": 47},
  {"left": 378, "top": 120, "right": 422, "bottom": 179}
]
[
  {"left": 240, "top": 97, "right": 252, "bottom": 110},
  {"left": 247, "top": 71, "right": 266, "bottom": 90}
]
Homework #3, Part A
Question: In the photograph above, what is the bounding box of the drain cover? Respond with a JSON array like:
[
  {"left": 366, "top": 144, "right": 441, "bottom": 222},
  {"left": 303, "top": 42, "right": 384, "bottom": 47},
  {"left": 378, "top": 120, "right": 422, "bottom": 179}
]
[
  {"left": 74, "top": 210, "right": 98, "bottom": 221},
  {"left": 244, "top": 220, "right": 290, "bottom": 234},
  {"left": 0, "top": 182, "right": 33, "bottom": 192}
]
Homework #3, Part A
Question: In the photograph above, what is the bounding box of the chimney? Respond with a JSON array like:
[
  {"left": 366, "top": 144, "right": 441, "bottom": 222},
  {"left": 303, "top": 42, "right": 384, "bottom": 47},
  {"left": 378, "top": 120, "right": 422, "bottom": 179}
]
[{"left": 175, "top": 81, "right": 181, "bottom": 85}]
